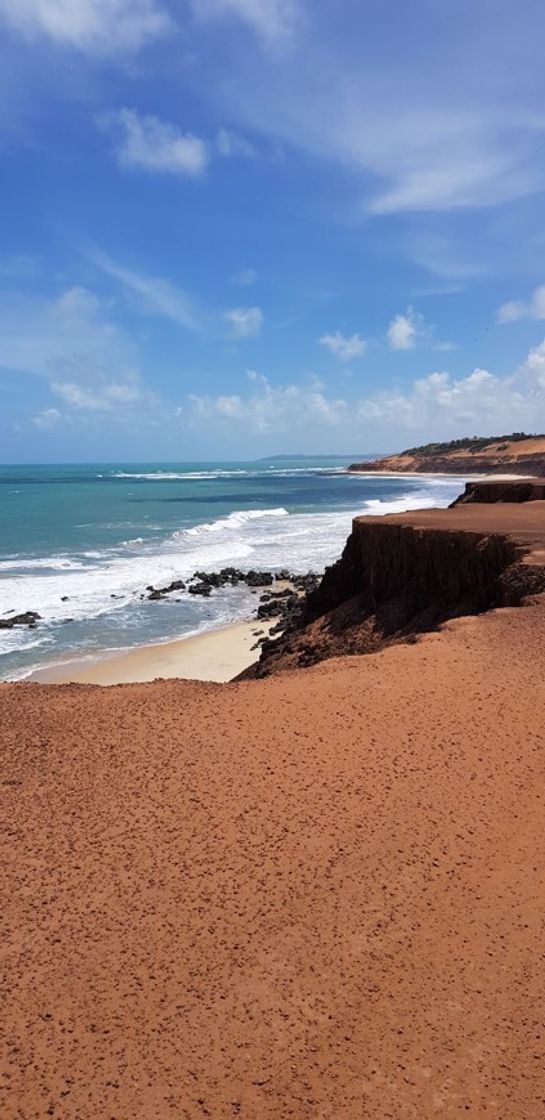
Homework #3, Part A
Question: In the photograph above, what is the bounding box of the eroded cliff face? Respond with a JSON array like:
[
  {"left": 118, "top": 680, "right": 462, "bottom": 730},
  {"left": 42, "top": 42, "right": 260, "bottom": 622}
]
[
  {"left": 351, "top": 454, "right": 545, "bottom": 475},
  {"left": 239, "top": 513, "right": 545, "bottom": 679},
  {"left": 452, "top": 479, "right": 545, "bottom": 504}
]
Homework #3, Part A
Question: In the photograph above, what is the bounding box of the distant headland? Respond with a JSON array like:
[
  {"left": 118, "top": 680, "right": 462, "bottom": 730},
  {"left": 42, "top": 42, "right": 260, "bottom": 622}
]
[{"left": 349, "top": 432, "right": 545, "bottom": 475}]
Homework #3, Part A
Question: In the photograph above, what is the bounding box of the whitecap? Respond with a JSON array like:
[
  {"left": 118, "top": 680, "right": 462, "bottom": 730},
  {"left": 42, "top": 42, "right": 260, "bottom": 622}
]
[{"left": 180, "top": 507, "right": 289, "bottom": 538}]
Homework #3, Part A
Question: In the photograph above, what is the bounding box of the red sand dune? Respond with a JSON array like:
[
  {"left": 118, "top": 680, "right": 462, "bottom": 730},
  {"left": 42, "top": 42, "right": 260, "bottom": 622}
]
[{"left": 2, "top": 586, "right": 545, "bottom": 1117}]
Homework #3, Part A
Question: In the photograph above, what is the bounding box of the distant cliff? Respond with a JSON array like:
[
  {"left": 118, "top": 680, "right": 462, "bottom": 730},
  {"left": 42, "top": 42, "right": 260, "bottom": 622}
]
[{"left": 349, "top": 433, "right": 545, "bottom": 476}]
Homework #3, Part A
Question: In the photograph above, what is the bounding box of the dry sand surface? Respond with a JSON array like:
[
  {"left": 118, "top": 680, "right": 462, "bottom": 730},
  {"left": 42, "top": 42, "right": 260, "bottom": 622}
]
[
  {"left": 2, "top": 595, "right": 545, "bottom": 1118},
  {"left": 29, "top": 619, "right": 273, "bottom": 685}
]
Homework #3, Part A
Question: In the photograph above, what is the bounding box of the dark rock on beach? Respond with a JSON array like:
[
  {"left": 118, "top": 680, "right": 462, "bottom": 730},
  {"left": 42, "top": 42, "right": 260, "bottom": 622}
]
[
  {"left": 146, "top": 578, "right": 187, "bottom": 600},
  {"left": 187, "top": 582, "right": 212, "bottom": 597},
  {"left": 244, "top": 570, "right": 274, "bottom": 587},
  {"left": 142, "top": 569, "right": 323, "bottom": 620},
  {"left": 0, "top": 611, "right": 41, "bottom": 630}
]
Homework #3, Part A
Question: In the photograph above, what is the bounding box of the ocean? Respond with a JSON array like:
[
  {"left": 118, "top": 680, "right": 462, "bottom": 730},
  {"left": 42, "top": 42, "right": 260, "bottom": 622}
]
[{"left": 0, "top": 458, "right": 467, "bottom": 680}]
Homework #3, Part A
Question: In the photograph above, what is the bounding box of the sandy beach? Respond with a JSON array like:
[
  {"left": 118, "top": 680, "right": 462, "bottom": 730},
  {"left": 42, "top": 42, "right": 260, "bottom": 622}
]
[{"left": 28, "top": 617, "right": 274, "bottom": 685}]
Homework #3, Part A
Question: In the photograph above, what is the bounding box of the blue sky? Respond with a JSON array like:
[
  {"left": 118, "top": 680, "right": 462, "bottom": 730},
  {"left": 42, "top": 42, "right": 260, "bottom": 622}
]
[{"left": 2, "top": 0, "right": 545, "bottom": 462}]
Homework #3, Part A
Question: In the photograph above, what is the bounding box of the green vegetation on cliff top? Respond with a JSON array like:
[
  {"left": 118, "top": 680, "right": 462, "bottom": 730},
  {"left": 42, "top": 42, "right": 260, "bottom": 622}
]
[{"left": 402, "top": 433, "right": 544, "bottom": 457}]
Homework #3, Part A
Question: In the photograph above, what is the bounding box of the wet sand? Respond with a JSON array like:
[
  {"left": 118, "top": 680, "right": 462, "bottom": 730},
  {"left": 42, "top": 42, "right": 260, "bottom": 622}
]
[
  {"left": 2, "top": 594, "right": 545, "bottom": 1118},
  {"left": 28, "top": 618, "right": 274, "bottom": 685}
]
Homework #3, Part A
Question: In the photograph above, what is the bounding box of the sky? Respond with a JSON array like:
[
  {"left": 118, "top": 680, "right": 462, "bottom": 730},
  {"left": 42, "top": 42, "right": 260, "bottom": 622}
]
[{"left": 2, "top": 0, "right": 545, "bottom": 462}]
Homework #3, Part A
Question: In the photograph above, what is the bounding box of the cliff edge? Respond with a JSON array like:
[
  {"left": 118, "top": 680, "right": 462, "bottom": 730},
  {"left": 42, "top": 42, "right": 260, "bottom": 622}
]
[{"left": 240, "top": 486, "right": 545, "bottom": 679}]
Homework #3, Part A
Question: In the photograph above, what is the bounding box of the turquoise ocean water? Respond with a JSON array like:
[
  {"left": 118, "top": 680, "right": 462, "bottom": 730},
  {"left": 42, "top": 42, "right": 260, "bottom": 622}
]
[{"left": 0, "top": 458, "right": 466, "bottom": 679}]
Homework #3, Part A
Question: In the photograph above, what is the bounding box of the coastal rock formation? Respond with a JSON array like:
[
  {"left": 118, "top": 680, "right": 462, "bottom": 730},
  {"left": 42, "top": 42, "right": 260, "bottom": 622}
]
[
  {"left": 452, "top": 478, "right": 545, "bottom": 504},
  {"left": 350, "top": 432, "right": 545, "bottom": 475},
  {"left": 0, "top": 611, "right": 41, "bottom": 630},
  {"left": 145, "top": 568, "right": 320, "bottom": 606},
  {"left": 241, "top": 494, "right": 545, "bottom": 678}
]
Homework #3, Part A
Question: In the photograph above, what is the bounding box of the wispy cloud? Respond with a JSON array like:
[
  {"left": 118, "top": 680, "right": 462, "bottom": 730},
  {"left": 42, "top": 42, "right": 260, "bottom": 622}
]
[
  {"left": 216, "top": 127, "right": 256, "bottom": 158},
  {"left": 0, "top": 285, "right": 134, "bottom": 377},
  {"left": 497, "top": 284, "right": 545, "bottom": 324},
  {"left": 191, "top": 0, "right": 302, "bottom": 47},
  {"left": 193, "top": 9, "right": 545, "bottom": 215},
  {"left": 224, "top": 306, "right": 263, "bottom": 338},
  {"left": 0, "top": 284, "right": 153, "bottom": 415},
  {"left": 32, "top": 406, "right": 61, "bottom": 430},
  {"left": 0, "top": 253, "right": 41, "bottom": 278},
  {"left": 319, "top": 331, "right": 366, "bottom": 361},
  {"left": 50, "top": 369, "right": 146, "bottom": 411},
  {"left": 0, "top": 0, "right": 172, "bottom": 55},
  {"left": 90, "top": 249, "right": 205, "bottom": 332},
  {"left": 101, "top": 109, "right": 209, "bottom": 177},
  {"left": 231, "top": 268, "right": 257, "bottom": 287},
  {"left": 366, "top": 147, "right": 533, "bottom": 216},
  {"left": 408, "top": 234, "right": 485, "bottom": 283}
]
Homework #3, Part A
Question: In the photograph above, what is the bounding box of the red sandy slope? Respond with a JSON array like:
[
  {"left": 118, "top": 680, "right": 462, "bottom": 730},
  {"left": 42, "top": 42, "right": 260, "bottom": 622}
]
[{"left": 2, "top": 595, "right": 545, "bottom": 1118}]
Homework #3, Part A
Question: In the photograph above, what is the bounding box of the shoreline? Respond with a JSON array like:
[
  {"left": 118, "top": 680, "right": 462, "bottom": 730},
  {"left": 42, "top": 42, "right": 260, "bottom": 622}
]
[{"left": 26, "top": 616, "right": 273, "bottom": 685}]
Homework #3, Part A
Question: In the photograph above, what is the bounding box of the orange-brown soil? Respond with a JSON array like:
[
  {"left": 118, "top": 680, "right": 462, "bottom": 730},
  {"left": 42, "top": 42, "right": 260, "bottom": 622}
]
[
  {"left": 2, "top": 500, "right": 545, "bottom": 1119},
  {"left": 351, "top": 434, "right": 545, "bottom": 475}
]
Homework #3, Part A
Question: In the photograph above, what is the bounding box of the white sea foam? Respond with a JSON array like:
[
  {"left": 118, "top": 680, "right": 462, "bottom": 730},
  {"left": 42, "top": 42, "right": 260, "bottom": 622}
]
[
  {"left": 108, "top": 466, "right": 348, "bottom": 481},
  {"left": 0, "top": 556, "right": 88, "bottom": 572},
  {"left": 362, "top": 493, "right": 441, "bottom": 515},
  {"left": 181, "top": 507, "right": 289, "bottom": 537},
  {"left": 109, "top": 470, "right": 245, "bottom": 479}
]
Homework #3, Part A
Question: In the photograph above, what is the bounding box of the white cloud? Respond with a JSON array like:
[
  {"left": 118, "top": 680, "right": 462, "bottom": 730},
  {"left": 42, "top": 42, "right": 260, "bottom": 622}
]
[
  {"left": 0, "top": 0, "right": 171, "bottom": 54},
  {"left": 387, "top": 307, "right": 425, "bottom": 351},
  {"left": 496, "top": 300, "right": 525, "bottom": 325},
  {"left": 358, "top": 341, "right": 545, "bottom": 434},
  {"left": 224, "top": 306, "right": 263, "bottom": 338},
  {"left": 523, "top": 338, "right": 545, "bottom": 387},
  {"left": 366, "top": 151, "right": 531, "bottom": 216},
  {"left": 533, "top": 288, "right": 545, "bottom": 320},
  {"left": 191, "top": 0, "right": 301, "bottom": 46},
  {"left": 216, "top": 127, "right": 256, "bottom": 158},
  {"left": 319, "top": 331, "right": 367, "bottom": 361},
  {"left": 0, "top": 285, "right": 153, "bottom": 416},
  {"left": 102, "top": 109, "right": 209, "bottom": 177},
  {"left": 194, "top": 12, "right": 545, "bottom": 215},
  {"left": 185, "top": 340, "right": 545, "bottom": 442},
  {"left": 189, "top": 372, "right": 346, "bottom": 433},
  {"left": 32, "top": 407, "right": 61, "bottom": 430},
  {"left": 0, "top": 285, "right": 134, "bottom": 377},
  {"left": 50, "top": 371, "right": 145, "bottom": 410},
  {"left": 497, "top": 284, "right": 545, "bottom": 324},
  {"left": 231, "top": 268, "right": 257, "bottom": 287},
  {"left": 90, "top": 249, "right": 204, "bottom": 331}
]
